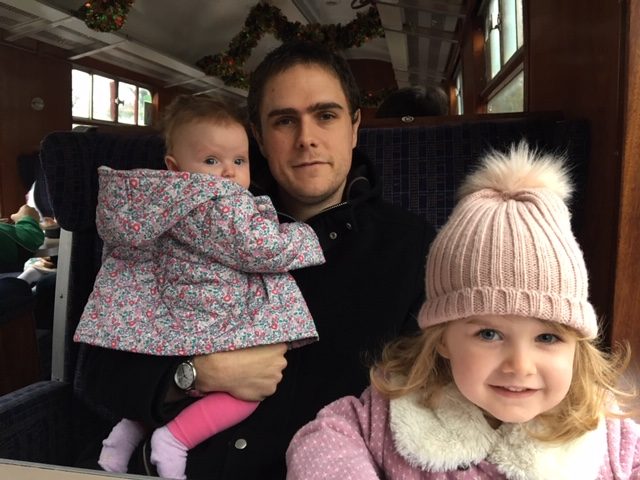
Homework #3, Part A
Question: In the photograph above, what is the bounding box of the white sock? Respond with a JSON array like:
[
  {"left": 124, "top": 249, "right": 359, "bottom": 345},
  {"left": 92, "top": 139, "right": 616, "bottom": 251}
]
[
  {"left": 150, "top": 425, "right": 188, "bottom": 480},
  {"left": 98, "top": 418, "right": 146, "bottom": 473}
]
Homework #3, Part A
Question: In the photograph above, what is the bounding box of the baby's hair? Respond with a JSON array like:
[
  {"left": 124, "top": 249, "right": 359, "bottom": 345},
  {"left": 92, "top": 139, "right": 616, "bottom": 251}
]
[
  {"left": 371, "top": 321, "right": 634, "bottom": 443},
  {"left": 161, "top": 94, "right": 248, "bottom": 154}
]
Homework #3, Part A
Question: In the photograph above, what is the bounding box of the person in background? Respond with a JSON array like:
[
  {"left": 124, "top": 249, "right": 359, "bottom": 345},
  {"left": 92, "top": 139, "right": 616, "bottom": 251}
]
[
  {"left": 286, "top": 143, "right": 639, "bottom": 479},
  {"left": 375, "top": 85, "right": 449, "bottom": 119},
  {"left": 0, "top": 204, "right": 43, "bottom": 274},
  {"left": 75, "top": 95, "right": 324, "bottom": 480},
  {"left": 80, "top": 40, "right": 436, "bottom": 479}
]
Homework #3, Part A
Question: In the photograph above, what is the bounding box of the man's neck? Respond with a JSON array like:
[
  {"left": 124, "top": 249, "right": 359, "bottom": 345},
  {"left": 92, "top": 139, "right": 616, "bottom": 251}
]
[{"left": 278, "top": 189, "right": 345, "bottom": 222}]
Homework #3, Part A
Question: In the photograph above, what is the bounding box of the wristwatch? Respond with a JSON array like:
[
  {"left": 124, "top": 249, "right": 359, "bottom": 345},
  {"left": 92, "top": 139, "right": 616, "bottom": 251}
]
[{"left": 174, "top": 358, "right": 203, "bottom": 397}]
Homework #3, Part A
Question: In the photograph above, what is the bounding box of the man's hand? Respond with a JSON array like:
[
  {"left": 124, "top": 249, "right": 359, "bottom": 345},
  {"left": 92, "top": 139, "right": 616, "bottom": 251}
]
[
  {"left": 193, "top": 343, "right": 288, "bottom": 401},
  {"left": 10, "top": 205, "right": 40, "bottom": 223}
]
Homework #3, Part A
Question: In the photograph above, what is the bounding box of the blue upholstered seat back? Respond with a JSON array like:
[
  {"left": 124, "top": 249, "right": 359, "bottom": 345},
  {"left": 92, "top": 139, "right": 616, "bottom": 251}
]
[
  {"left": 358, "top": 118, "right": 589, "bottom": 230},
  {"left": 38, "top": 117, "right": 589, "bottom": 387}
]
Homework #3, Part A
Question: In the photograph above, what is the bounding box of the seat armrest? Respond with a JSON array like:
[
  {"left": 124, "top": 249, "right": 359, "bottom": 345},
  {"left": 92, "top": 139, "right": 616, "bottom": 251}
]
[{"left": 0, "top": 381, "right": 72, "bottom": 465}]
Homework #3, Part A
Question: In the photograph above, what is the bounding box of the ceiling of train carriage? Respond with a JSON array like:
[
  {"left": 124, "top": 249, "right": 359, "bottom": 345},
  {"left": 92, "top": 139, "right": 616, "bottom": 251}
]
[{"left": 0, "top": 0, "right": 469, "bottom": 100}]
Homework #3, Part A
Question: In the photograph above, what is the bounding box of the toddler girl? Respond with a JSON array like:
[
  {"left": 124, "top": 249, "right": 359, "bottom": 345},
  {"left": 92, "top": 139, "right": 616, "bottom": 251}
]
[{"left": 286, "top": 143, "right": 638, "bottom": 479}]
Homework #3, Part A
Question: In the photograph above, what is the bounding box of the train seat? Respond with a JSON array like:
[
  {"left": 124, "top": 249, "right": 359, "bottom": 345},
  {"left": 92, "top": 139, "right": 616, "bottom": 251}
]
[{"left": 0, "top": 114, "right": 589, "bottom": 466}]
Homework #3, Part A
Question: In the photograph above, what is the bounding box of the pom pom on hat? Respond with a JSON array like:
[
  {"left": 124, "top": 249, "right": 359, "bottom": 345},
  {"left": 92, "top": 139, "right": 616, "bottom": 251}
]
[{"left": 417, "top": 142, "right": 597, "bottom": 338}]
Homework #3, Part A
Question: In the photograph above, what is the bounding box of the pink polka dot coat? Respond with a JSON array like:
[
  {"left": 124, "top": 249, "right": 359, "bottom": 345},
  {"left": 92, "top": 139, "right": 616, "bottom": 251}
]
[
  {"left": 287, "top": 384, "right": 640, "bottom": 479},
  {"left": 74, "top": 167, "right": 325, "bottom": 355}
]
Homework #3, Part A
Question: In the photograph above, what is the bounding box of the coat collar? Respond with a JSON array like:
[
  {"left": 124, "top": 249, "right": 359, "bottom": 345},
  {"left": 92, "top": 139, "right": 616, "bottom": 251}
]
[{"left": 388, "top": 384, "right": 607, "bottom": 479}]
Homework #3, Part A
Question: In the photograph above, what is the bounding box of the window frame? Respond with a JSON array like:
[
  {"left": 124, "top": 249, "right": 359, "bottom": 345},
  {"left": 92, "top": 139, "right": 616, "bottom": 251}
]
[{"left": 71, "top": 67, "right": 154, "bottom": 127}]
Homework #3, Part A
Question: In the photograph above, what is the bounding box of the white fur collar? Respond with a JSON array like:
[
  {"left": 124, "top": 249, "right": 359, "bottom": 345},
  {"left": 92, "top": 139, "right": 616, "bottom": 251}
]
[{"left": 389, "top": 384, "right": 607, "bottom": 479}]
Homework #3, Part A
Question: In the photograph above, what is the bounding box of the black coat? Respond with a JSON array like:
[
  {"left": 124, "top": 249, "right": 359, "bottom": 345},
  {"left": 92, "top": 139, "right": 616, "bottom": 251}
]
[{"left": 80, "top": 149, "right": 436, "bottom": 479}]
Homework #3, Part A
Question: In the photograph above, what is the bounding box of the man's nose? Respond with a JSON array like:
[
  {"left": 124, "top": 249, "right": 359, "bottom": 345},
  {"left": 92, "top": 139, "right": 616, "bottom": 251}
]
[{"left": 296, "top": 117, "right": 318, "bottom": 149}]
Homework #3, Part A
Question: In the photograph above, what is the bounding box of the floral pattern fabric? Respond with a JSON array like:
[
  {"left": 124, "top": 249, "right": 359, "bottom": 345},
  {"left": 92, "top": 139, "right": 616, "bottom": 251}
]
[{"left": 74, "top": 167, "right": 325, "bottom": 355}]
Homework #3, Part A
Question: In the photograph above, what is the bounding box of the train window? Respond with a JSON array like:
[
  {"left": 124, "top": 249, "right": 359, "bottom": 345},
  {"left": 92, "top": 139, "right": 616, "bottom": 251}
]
[
  {"left": 482, "top": 0, "right": 524, "bottom": 80},
  {"left": 72, "top": 69, "right": 154, "bottom": 126},
  {"left": 487, "top": 69, "right": 524, "bottom": 113},
  {"left": 455, "top": 67, "right": 464, "bottom": 115}
]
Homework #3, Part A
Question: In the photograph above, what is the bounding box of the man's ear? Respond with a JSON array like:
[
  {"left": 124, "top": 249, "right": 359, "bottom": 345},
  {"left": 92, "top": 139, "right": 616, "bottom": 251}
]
[
  {"left": 164, "top": 155, "right": 179, "bottom": 171},
  {"left": 250, "top": 124, "right": 266, "bottom": 157},
  {"left": 351, "top": 109, "right": 361, "bottom": 149}
]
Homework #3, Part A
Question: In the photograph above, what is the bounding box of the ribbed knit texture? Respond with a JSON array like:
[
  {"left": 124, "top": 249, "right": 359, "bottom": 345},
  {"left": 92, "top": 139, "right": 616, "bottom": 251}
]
[{"left": 417, "top": 143, "right": 597, "bottom": 338}]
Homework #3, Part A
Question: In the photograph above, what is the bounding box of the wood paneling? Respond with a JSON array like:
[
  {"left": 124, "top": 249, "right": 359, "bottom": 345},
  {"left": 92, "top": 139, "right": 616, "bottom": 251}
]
[
  {"left": 0, "top": 43, "right": 71, "bottom": 217},
  {"left": 612, "top": 0, "right": 640, "bottom": 376},
  {"left": 527, "top": 0, "right": 625, "bottom": 342}
]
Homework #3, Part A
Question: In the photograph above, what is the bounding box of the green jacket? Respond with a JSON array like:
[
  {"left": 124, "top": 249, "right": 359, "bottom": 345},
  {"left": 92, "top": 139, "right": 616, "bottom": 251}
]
[{"left": 0, "top": 216, "right": 44, "bottom": 270}]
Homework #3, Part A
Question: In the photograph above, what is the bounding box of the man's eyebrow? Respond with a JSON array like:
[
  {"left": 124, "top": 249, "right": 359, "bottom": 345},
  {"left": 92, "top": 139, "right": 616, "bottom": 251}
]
[{"left": 266, "top": 102, "right": 345, "bottom": 118}]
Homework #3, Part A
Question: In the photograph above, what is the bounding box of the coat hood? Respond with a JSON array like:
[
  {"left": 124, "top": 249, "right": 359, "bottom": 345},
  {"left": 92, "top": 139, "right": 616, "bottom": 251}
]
[{"left": 96, "top": 166, "right": 246, "bottom": 247}]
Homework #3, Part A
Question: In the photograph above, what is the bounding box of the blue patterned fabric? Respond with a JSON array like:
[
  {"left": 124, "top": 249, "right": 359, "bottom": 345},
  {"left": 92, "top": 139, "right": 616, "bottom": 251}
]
[
  {"left": 0, "top": 118, "right": 589, "bottom": 466},
  {"left": 358, "top": 118, "right": 589, "bottom": 230}
]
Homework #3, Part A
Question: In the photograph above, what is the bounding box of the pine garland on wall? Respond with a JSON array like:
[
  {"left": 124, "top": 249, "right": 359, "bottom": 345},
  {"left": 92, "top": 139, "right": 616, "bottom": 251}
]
[
  {"left": 77, "top": 0, "right": 135, "bottom": 32},
  {"left": 75, "top": 1, "right": 391, "bottom": 105},
  {"left": 195, "top": 3, "right": 385, "bottom": 91}
]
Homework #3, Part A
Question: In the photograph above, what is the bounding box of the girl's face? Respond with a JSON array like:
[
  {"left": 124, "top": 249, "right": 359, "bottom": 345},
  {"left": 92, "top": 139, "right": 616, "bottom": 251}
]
[
  {"left": 165, "top": 119, "right": 250, "bottom": 189},
  {"left": 438, "top": 314, "right": 577, "bottom": 427}
]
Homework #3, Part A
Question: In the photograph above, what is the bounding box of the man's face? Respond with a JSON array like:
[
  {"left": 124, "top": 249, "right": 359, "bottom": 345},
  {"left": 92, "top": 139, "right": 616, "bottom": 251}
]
[{"left": 254, "top": 63, "right": 360, "bottom": 218}]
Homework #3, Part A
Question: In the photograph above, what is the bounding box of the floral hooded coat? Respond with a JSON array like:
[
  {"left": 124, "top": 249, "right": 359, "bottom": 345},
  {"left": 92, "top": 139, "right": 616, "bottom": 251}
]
[{"left": 74, "top": 167, "right": 325, "bottom": 355}]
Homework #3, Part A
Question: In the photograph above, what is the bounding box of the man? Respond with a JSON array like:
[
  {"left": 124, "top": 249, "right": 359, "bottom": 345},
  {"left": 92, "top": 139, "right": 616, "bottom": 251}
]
[{"left": 81, "top": 41, "right": 435, "bottom": 479}]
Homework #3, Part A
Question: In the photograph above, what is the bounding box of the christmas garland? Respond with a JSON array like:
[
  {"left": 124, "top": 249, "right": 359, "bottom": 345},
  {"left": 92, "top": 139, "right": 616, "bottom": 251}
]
[
  {"left": 75, "top": 1, "right": 389, "bottom": 104},
  {"left": 196, "top": 3, "right": 385, "bottom": 90},
  {"left": 77, "top": 0, "right": 135, "bottom": 32}
]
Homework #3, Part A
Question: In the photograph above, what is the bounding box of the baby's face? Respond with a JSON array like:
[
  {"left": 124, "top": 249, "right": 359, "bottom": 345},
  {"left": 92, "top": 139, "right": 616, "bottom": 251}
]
[{"left": 165, "top": 119, "right": 250, "bottom": 189}]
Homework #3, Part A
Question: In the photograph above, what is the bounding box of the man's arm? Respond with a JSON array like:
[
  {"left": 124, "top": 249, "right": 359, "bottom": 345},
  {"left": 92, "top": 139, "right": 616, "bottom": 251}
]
[{"left": 82, "top": 343, "right": 288, "bottom": 427}]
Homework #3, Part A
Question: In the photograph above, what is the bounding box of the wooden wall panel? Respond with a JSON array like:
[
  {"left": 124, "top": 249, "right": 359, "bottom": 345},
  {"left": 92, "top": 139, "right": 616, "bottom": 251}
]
[
  {"left": 612, "top": 0, "right": 640, "bottom": 376},
  {"left": 0, "top": 44, "right": 71, "bottom": 217},
  {"left": 527, "top": 0, "right": 625, "bottom": 340}
]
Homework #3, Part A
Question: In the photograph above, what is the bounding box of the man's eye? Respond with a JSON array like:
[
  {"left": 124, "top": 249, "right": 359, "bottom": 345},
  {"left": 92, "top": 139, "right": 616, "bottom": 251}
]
[
  {"left": 204, "top": 157, "right": 218, "bottom": 165},
  {"left": 274, "top": 117, "right": 294, "bottom": 126},
  {"left": 319, "top": 112, "right": 337, "bottom": 121},
  {"left": 477, "top": 329, "right": 500, "bottom": 341}
]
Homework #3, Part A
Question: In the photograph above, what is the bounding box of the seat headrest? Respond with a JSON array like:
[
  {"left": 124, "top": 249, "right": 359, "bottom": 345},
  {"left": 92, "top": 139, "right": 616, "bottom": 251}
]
[{"left": 39, "top": 131, "right": 166, "bottom": 231}]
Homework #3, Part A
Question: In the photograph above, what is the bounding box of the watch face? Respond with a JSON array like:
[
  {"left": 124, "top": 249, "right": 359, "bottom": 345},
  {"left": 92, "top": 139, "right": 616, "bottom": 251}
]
[{"left": 175, "top": 362, "right": 195, "bottom": 390}]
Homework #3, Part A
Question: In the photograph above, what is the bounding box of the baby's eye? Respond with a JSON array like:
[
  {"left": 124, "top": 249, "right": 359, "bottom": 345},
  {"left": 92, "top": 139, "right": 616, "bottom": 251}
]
[
  {"left": 537, "top": 333, "right": 561, "bottom": 344},
  {"left": 234, "top": 158, "right": 246, "bottom": 166},
  {"left": 477, "top": 329, "right": 501, "bottom": 341},
  {"left": 204, "top": 157, "right": 218, "bottom": 165}
]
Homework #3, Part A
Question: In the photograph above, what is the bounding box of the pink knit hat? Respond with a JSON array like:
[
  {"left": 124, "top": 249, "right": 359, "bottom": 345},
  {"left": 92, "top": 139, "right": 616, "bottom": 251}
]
[{"left": 417, "top": 142, "right": 597, "bottom": 338}]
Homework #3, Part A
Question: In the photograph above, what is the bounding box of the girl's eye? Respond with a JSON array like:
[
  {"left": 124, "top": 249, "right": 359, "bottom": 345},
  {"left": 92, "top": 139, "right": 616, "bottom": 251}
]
[
  {"left": 234, "top": 158, "right": 246, "bottom": 166},
  {"left": 537, "top": 333, "right": 561, "bottom": 344},
  {"left": 477, "top": 329, "right": 500, "bottom": 341},
  {"left": 204, "top": 157, "right": 218, "bottom": 165}
]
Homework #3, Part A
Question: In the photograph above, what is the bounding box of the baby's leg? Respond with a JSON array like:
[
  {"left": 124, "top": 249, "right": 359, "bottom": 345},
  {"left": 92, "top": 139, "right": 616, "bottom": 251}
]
[
  {"left": 151, "top": 393, "right": 258, "bottom": 480},
  {"left": 98, "top": 418, "right": 146, "bottom": 473}
]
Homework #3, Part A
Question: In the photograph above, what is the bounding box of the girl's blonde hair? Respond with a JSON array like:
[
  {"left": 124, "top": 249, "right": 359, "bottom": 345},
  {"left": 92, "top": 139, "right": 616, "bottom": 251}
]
[
  {"left": 371, "top": 321, "right": 634, "bottom": 443},
  {"left": 161, "top": 94, "right": 247, "bottom": 155}
]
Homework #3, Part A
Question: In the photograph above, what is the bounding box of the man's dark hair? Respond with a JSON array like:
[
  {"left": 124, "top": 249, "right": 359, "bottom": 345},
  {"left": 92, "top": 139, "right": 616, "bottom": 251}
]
[
  {"left": 375, "top": 86, "right": 449, "bottom": 118},
  {"left": 247, "top": 41, "right": 361, "bottom": 133}
]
